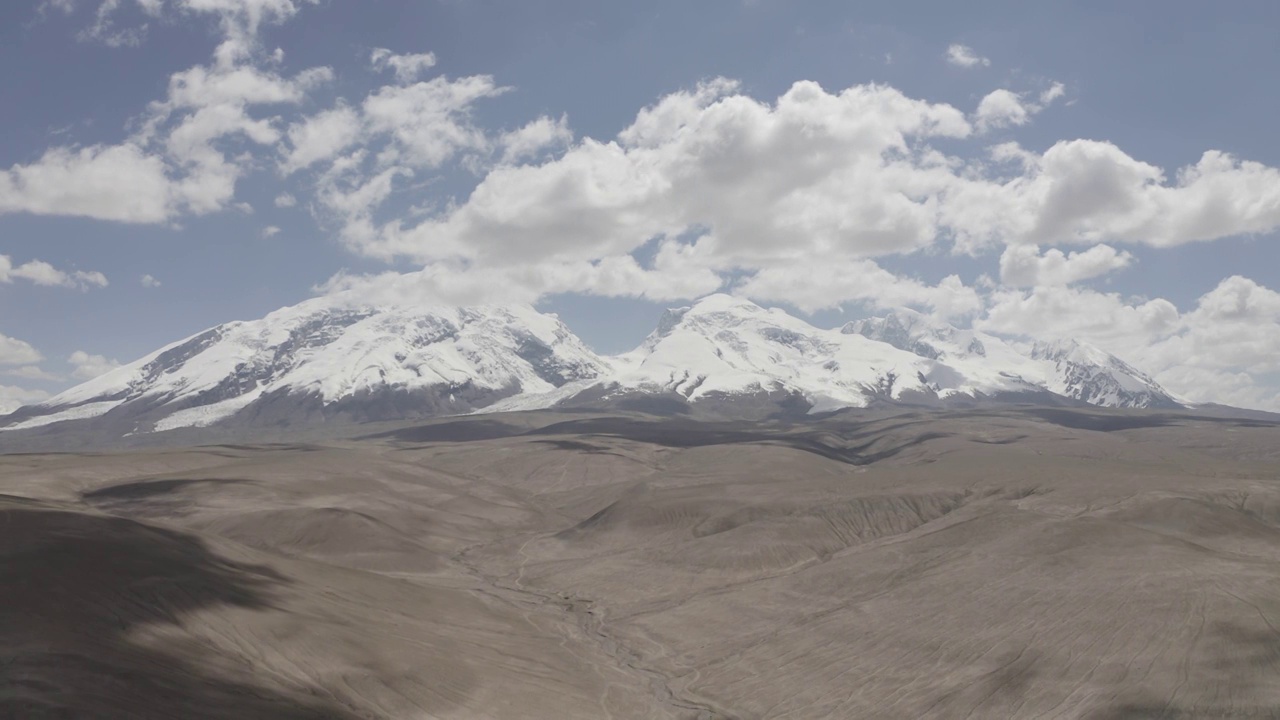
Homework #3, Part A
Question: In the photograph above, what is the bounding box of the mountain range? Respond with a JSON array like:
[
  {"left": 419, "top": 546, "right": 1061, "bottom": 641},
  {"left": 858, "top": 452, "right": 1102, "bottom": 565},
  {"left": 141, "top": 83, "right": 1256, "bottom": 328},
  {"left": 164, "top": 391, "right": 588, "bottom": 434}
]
[{"left": 1, "top": 293, "right": 1188, "bottom": 439}]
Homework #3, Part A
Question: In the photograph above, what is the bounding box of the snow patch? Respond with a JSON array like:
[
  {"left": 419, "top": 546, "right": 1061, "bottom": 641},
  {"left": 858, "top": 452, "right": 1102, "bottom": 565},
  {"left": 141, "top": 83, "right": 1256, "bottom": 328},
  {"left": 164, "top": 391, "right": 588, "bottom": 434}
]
[{"left": 1, "top": 401, "right": 119, "bottom": 431}]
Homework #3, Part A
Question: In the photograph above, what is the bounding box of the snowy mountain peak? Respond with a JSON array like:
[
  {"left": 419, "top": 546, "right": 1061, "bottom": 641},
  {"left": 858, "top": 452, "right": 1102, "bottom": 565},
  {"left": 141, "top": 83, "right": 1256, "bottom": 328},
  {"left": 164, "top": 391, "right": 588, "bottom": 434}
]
[
  {"left": 5, "top": 301, "right": 610, "bottom": 433},
  {"left": 3, "top": 295, "right": 1197, "bottom": 436},
  {"left": 601, "top": 297, "right": 949, "bottom": 412},
  {"left": 639, "top": 295, "right": 771, "bottom": 350},
  {"left": 1031, "top": 338, "right": 1114, "bottom": 366},
  {"left": 842, "top": 308, "right": 958, "bottom": 361},
  {"left": 1030, "top": 338, "right": 1181, "bottom": 409}
]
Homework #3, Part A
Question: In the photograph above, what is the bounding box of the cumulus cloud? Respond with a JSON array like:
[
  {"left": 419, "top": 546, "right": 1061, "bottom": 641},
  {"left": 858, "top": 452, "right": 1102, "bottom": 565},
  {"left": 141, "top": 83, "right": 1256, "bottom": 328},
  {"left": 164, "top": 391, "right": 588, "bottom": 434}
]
[
  {"left": 49, "top": 0, "right": 315, "bottom": 58},
  {"left": 998, "top": 244, "right": 1133, "bottom": 287},
  {"left": 342, "top": 80, "right": 971, "bottom": 266},
  {"left": 280, "top": 73, "right": 1280, "bottom": 390},
  {"left": 0, "top": 385, "right": 50, "bottom": 415},
  {"left": 369, "top": 48, "right": 437, "bottom": 84},
  {"left": 280, "top": 103, "right": 363, "bottom": 174},
  {"left": 316, "top": 240, "right": 726, "bottom": 308},
  {"left": 0, "top": 333, "right": 43, "bottom": 366},
  {"left": 0, "top": 255, "right": 108, "bottom": 290},
  {"left": 0, "top": 143, "right": 172, "bottom": 223},
  {"left": 978, "top": 276, "right": 1280, "bottom": 411},
  {"left": 141, "top": 273, "right": 162, "bottom": 287},
  {"left": 5, "top": 0, "right": 331, "bottom": 224},
  {"left": 946, "top": 44, "right": 990, "bottom": 68},
  {"left": 274, "top": 191, "right": 297, "bottom": 207},
  {"left": 358, "top": 74, "right": 507, "bottom": 168},
  {"left": 981, "top": 284, "right": 1180, "bottom": 349},
  {"left": 974, "top": 90, "right": 1031, "bottom": 132},
  {"left": 946, "top": 142, "right": 1280, "bottom": 251},
  {"left": 2, "top": 365, "right": 63, "bottom": 381},
  {"left": 741, "top": 264, "right": 982, "bottom": 318},
  {"left": 279, "top": 71, "right": 509, "bottom": 244},
  {"left": 142, "top": 61, "right": 334, "bottom": 216},
  {"left": 79, "top": 0, "right": 157, "bottom": 47},
  {"left": 0, "top": 330, "right": 55, "bottom": 413},
  {"left": 69, "top": 350, "right": 122, "bottom": 380},
  {"left": 261, "top": 225, "right": 281, "bottom": 237},
  {"left": 973, "top": 83, "right": 1065, "bottom": 133},
  {"left": 1040, "top": 82, "right": 1066, "bottom": 105},
  {"left": 499, "top": 115, "right": 573, "bottom": 164}
]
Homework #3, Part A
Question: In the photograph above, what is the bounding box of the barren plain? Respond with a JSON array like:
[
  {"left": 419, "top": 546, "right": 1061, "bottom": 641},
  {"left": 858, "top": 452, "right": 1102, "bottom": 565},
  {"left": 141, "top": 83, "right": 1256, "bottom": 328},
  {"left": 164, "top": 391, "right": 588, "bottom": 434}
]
[{"left": 3, "top": 407, "right": 1280, "bottom": 719}]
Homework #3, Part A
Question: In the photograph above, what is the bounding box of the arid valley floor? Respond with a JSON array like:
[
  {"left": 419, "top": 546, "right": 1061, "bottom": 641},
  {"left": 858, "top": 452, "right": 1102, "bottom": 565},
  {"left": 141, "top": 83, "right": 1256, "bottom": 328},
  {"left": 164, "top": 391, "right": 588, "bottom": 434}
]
[{"left": 4, "top": 407, "right": 1280, "bottom": 719}]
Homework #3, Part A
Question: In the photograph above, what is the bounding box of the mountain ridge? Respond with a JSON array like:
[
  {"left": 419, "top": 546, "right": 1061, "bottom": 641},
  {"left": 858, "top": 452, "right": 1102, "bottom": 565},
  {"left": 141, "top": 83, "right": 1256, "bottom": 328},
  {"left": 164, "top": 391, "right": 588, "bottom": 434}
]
[{"left": 1, "top": 293, "right": 1197, "bottom": 438}]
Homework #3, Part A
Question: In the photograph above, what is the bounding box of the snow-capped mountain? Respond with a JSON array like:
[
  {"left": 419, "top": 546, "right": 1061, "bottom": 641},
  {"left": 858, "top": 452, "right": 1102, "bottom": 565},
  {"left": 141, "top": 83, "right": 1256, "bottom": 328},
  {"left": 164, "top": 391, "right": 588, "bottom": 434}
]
[
  {"left": 1030, "top": 339, "right": 1182, "bottom": 409},
  {"left": 1, "top": 293, "right": 1189, "bottom": 438},
  {"left": 845, "top": 307, "right": 1181, "bottom": 409},
  {"left": 571, "top": 294, "right": 964, "bottom": 413},
  {"left": 1, "top": 298, "right": 609, "bottom": 434}
]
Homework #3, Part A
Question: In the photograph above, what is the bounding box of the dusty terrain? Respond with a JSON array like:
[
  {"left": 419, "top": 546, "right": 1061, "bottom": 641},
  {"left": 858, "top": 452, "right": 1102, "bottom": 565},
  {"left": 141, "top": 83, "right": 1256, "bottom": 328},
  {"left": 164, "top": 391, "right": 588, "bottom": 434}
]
[{"left": 3, "top": 407, "right": 1280, "bottom": 719}]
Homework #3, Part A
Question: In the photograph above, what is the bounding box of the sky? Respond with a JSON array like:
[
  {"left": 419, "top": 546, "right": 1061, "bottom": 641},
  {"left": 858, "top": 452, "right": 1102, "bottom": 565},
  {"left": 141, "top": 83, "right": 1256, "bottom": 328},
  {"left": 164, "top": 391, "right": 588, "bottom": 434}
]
[{"left": 2, "top": 0, "right": 1280, "bottom": 413}]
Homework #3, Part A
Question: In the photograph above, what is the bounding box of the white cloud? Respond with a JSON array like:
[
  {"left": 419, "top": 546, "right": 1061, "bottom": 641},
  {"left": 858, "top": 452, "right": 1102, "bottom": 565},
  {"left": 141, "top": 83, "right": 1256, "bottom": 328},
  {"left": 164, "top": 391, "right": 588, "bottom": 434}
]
[
  {"left": 978, "top": 276, "right": 1280, "bottom": 411},
  {"left": 145, "top": 61, "right": 334, "bottom": 215},
  {"left": 69, "top": 350, "right": 122, "bottom": 380},
  {"left": 316, "top": 248, "right": 725, "bottom": 308},
  {"left": 80, "top": 0, "right": 154, "bottom": 47},
  {"left": 499, "top": 115, "right": 573, "bottom": 164},
  {"left": 369, "top": 48, "right": 437, "bottom": 84},
  {"left": 274, "top": 191, "right": 297, "bottom": 207},
  {"left": 282, "top": 70, "right": 510, "bottom": 247},
  {"left": 974, "top": 89, "right": 1031, "bottom": 132},
  {"left": 296, "top": 75, "right": 1280, "bottom": 358},
  {"left": 345, "top": 80, "right": 971, "bottom": 266},
  {"left": 3, "top": 365, "right": 63, "bottom": 381},
  {"left": 177, "top": 0, "right": 320, "bottom": 66},
  {"left": 0, "top": 333, "right": 43, "bottom": 366},
  {"left": 0, "top": 143, "right": 173, "bottom": 223},
  {"left": 998, "top": 244, "right": 1133, "bottom": 287},
  {"left": 38, "top": 0, "right": 78, "bottom": 15},
  {"left": 0, "top": 255, "right": 108, "bottom": 290},
  {"left": 981, "top": 284, "right": 1180, "bottom": 350},
  {"left": 141, "top": 273, "right": 162, "bottom": 287},
  {"left": 261, "top": 225, "right": 281, "bottom": 237},
  {"left": 0, "top": 385, "right": 50, "bottom": 415},
  {"left": 945, "top": 142, "right": 1280, "bottom": 250},
  {"left": 736, "top": 260, "right": 982, "bottom": 318},
  {"left": 359, "top": 74, "right": 508, "bottom": 168},
  {"left": 57, "top": 1, "right": 315, "bottom": 60},
  {"left": 973, "top": 83, "right": 1065, "bottom": 133},
  {"left": 1040, "top": 82, "right": 1066, "bottom": 105},
  {"left": 0, "top": 335, "right": 56, "bottom": 412},
  {"left": 280, "top": 103, "right": 363, "bottom": 174},
  {"left": 946, "top": 44, "right": 990, "bottom": 68},
  {"left": 10, "top": 0, "right": 333, "bottom": 225}
]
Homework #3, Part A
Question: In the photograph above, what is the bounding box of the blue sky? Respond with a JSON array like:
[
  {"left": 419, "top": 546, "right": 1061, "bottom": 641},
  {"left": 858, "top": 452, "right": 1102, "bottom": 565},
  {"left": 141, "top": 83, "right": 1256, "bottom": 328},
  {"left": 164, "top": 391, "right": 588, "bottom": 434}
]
[{"left": 3, "top": 0, "right": 1280, "bottom": 411}]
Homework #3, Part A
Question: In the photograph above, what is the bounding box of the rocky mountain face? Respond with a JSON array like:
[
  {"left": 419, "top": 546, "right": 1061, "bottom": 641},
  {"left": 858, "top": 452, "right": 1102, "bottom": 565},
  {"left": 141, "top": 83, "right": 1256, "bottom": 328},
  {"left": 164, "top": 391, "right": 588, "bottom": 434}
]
[{"left": 1, "top": 294, "right": 1187, "bottom": 438}]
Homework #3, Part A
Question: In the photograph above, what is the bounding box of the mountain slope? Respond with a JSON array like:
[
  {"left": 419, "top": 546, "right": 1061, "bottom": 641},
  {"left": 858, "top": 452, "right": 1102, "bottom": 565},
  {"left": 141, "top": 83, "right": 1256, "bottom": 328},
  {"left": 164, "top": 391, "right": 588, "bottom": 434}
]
[
  {"left": 845, "top": 307, "right": 1181, "bottom": 409},
  {"left": 596, "top": 294, "right": 946, "bottom": 412},
  {"left": 2, "top": 294, "right": 1192, "bottom": 438},
  {"left": 503, "top": 295, "right": 1163, "bottom": 417},
  {"left": 2, "top": 298, "right": 609, "bottom": 434},
  {"left": 1031, "top": 339, "right": 1183, "bottom": 409}
]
